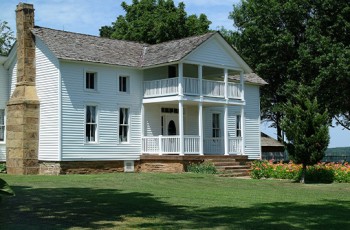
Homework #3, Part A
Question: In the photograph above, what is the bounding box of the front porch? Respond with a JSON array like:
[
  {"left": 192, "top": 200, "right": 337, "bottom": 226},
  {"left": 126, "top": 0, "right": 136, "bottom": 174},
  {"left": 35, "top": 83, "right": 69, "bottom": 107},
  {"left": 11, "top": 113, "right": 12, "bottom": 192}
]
[
  {"left": 142, "top": 136, "right": 242, "bottom": 155},
  {"left": 141, "top": 63, "right": 246, "bottom": 156}
]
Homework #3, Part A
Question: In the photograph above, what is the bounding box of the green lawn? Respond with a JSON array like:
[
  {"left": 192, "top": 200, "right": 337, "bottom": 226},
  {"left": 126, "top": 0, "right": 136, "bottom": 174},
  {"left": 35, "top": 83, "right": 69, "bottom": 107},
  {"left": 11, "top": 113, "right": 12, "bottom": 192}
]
[{"left": 1, "top": 173, "right": 350, "bottom": 230}]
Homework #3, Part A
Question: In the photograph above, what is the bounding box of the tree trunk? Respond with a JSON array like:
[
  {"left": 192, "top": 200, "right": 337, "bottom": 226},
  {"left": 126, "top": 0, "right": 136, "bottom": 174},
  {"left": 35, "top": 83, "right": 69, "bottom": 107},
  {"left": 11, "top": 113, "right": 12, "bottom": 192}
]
[
  {"left": 276, "top": 113, "right": 284, "bottom": 143},
  {"left": 300, "top": 164, "right": 307, "bottom": 183}
]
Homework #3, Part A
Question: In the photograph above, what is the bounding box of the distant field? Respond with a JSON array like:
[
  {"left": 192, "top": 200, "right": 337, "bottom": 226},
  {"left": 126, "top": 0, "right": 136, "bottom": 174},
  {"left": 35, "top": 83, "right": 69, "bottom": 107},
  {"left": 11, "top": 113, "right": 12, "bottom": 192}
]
[
  {"left": 326, "top": 147, "right": 350, "bottom": 154},
  {"left": 325, "top": 147, "right": 350, "bottom": 162}
]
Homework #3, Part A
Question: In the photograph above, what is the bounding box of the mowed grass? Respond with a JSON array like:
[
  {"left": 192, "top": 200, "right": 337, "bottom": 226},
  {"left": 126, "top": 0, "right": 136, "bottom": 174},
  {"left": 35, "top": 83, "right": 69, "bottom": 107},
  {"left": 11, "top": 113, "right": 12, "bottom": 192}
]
[{"left": 1, "top": 173, "right": 350, "bottom": 230}]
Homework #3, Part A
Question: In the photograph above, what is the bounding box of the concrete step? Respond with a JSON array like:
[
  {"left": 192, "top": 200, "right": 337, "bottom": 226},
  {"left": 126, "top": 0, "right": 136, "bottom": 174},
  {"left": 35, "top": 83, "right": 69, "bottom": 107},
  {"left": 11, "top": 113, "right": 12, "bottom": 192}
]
[
  {"left": 206, "top": 159, "right": 237, "bottom": 163},
  {"left": 212, "top": 162, "right": 241, "bottom": 166},
  {"left": 216, "top": 165, "right": 250, "bottom": 170}
]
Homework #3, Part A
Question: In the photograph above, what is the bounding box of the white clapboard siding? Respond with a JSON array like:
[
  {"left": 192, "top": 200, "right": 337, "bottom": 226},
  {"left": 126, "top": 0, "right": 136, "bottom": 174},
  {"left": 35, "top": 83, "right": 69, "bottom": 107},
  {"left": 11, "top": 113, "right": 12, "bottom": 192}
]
[
  {"left": 9, "top": 62, "right": 17, "bottom": 97},
  {"left": 185, "top": 37, "right": 240, "bottom": 69},
  {"left": 0, "top": 64, "right": 8, "bottom": 161},
  {"left": 35, "top": 38, "right": 60, "bottom": 161},
  {"left": 60, "top": 61, "right": 143, "bottom": 160},
  {"left": 144, "top": 104, "right": 161, "bottom": 136},
  {"left": 244, "top": 85, "right": 261, "bottom": 159},
  {"left": 185, "top": 105, "right": 199, "bottom": 135},
  {"left": 0, "top": 64, "right": 8, "bottom": 108}
]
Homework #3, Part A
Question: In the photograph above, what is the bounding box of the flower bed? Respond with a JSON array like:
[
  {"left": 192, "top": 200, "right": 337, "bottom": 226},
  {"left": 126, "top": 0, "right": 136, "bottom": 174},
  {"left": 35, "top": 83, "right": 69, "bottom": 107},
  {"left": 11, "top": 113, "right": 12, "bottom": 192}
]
[{"left": 250, "top": 160, "right": 350, "bottom": 183}]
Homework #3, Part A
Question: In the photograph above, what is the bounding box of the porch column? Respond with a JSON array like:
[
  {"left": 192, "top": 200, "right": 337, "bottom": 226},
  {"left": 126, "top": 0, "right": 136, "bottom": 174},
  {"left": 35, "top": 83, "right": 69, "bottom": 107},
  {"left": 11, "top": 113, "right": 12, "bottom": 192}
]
[
  {"left": 198, "top": 102, "right": 204, "bottom": 155},
  {"left": 198, "top": 65, "right": 203, "bottom": 97},
  {"left": 240, "top": 71, "right": 245, "bottom": 100},
  {"left": 224, "top": 69, "right": 228, "bottom": 100},
  {"left": 141, "top": 104, "right": 144, "bottom": 154},
  {"left": 179, "top": 100, "right": 184, "bottom": 155},
  {"left": 179, "top": 62, "right": 184, "bottom": 96},
  {"left": 240, "top": 105, "right": 245, "bottom": 155},
  {"left": 224, "top": 104, "right": 229, "bottom": 155}
]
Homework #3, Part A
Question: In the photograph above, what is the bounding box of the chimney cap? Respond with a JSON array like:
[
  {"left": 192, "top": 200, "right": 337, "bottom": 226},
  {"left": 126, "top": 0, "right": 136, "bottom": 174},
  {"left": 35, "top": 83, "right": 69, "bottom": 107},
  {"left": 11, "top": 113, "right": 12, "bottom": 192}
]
[{"left": 16, "top": 2, "right": 34, "bottom": 11}]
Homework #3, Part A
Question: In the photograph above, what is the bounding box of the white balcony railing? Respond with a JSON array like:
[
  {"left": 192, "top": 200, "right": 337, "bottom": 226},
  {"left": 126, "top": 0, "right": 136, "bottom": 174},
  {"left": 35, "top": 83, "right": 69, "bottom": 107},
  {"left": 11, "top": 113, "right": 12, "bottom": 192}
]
[
  {"left": 142, "top": 136, "right": 241, "bottom": 155},
  {"left": 229, "top": 137, "right": 242, "bottom": 154},
  {"left": 144, "top": 77, "right": 241, "bottom": 99},
  {"left": 144, "top": 78, "right": 179, "bottom": 97}
]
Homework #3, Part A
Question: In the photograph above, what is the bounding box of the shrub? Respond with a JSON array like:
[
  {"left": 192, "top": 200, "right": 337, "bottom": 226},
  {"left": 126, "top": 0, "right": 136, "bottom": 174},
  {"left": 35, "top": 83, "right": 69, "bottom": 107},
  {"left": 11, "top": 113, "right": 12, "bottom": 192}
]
[
  {"left": 0, "top": 178, "right": 15, "bottom": 202},
  {"left": 186, "top": 162, "right": 217, "bottom": 174},
  {"left": 250, "top": 160, "right": 350, "bottom": 183},
  {"left": 0, "top": 163, "right": 6, "bottom": 173}
]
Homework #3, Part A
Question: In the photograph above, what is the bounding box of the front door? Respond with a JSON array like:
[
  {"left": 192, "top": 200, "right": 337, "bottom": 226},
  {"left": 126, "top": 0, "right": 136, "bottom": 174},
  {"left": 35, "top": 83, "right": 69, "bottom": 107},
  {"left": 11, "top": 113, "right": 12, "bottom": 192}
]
[
  {"left": 162, "top": 114, "right": 179, "bottom": 135},
  {"left": 168, "top": 120, "right": 176, "bottom": 135}
]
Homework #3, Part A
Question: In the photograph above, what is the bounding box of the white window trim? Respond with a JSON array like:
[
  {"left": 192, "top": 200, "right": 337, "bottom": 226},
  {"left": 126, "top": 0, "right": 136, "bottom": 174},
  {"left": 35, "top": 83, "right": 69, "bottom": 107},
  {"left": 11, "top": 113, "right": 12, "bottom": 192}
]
[
  {"left": 84, "top": 104, "right": 99, "bottom": 144},
  {"left": 212, "top": 112, "right": 221, "bottom": 138},
  {"left": 236, "top": 114, "right": 242, "bottom": 137},
  {"left": 118, "top": 75, "right": 130, "bottom": 94},
  {"left": 84, "top": 70, "right": 98, "bottom": 92},
  {"left": 118, "top": 106, "right": 131, "bottom": 144},
  {"left": 0, "top": 109, "right": 5, "bottom": 144}
]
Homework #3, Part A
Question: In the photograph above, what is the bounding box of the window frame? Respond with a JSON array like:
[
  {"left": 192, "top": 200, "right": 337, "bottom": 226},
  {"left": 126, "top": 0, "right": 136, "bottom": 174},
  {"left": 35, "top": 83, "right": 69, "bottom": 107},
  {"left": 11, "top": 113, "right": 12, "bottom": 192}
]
[
  {"left": 119, "top": 76, "right": 130, "bottom": 93},
  {"left": 236, "top": 115, "right": 242, "bottom": 137},
  {"left": 85, "top": 71, "right": 98, "bottom": 91},
  {"left": 119, "top": 107, "right": 130, "bottom": 143},
  {"left": 0, "top": 109, "right": 5, "bottom": 143},
  {"left": 212, "top": 113, "right": 221, "bottom": 138},
  {"left": 85, "top": 105, "right": 98, "bottom": 144}
]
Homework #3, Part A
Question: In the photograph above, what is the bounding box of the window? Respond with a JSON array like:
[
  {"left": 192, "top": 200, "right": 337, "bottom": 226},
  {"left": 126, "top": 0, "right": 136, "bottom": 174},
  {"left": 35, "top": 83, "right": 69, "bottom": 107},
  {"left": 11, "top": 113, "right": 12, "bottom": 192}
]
[
  {"left": 119, "top": 108, "right": 129, "bottom": 142},
  {"left": 236, "top": 115, "right": 242, "bottom": 137},
  {"left": 86, "top": 72, "right": 97, "bottom": 90},
  {"left": 0, "top": 110, "right": 4, "bottom": 142},
  {"left": 119, "top": 76, "right": 129, "bottom": 93},
  {"left": 161, "top": 107, "right": 179, "bottom": 114},
  {"left": 85, "top": 106, "right": 97, "bottom": 142},
  {"left": 168, "top": 66, "right": 177, "bottom": 78},
  {"left": 212, "top": 113, "right": 220, "bottom": 138}
]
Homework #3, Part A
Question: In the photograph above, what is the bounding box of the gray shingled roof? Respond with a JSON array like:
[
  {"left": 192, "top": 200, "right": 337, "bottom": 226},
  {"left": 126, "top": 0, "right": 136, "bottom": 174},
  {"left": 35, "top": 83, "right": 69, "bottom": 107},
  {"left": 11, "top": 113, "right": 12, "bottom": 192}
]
[
  {"left": 229, "top": 73, "right": 268, "bottom": 85},
  {"left": 141, "top": 33, "right": 215, "bottom": 67},
  {"left": 32, "top": 27, "right": 144, "bottom": 67},
  {"left": 261, "top": 132, "right": 284, "bottom": 147},
  {"left": 31, "top": 26, "right": 215, "bottom": 68}
]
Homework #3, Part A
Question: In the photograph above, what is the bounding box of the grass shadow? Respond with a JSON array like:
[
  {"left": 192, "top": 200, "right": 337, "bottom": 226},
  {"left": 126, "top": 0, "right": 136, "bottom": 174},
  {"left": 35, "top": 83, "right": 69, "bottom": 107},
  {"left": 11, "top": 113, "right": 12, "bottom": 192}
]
[
  {"left": 1, "top": 186, "right": 188, "bottom": 229},
  {"left": 1, "top": 184, "right": 349, "bottom": 229}
]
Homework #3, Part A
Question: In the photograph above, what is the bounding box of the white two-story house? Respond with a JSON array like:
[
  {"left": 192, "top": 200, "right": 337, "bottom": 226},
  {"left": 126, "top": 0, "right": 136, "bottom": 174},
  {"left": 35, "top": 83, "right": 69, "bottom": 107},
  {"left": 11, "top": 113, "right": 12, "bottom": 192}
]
[{"left": 0, "top": 3, "right": 266, "bottom": 174}]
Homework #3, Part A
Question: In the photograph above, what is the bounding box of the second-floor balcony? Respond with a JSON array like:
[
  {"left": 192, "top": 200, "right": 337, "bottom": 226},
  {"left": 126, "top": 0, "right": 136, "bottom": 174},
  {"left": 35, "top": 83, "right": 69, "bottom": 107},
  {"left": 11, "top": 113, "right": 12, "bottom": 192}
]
[{"left": 144, "top": 77, "right": 242, "bottom": 99}]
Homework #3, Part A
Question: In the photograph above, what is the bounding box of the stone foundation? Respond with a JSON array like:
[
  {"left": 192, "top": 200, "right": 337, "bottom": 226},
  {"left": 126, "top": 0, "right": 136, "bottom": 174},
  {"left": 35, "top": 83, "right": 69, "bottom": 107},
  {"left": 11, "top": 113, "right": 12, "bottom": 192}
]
[
  {"left": 39, "top": 161, "right": 138, "bottom": 175},
  {"left": 139, "top": 161, "right": 185, "bottom": 173}
]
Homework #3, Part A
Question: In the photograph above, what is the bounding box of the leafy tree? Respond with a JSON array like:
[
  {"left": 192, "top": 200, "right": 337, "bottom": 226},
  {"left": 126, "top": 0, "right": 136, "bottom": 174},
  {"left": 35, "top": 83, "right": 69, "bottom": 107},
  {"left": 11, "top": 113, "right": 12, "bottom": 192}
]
[
  {"left": 291, "top": 1, "right": 350, "bottom": 131},
  {"left": 229, "top": 0, "right": 350, "bottom": 139},
  {"left": 0, "top": 20, "right": 14, "bottom": 56},
  {"left": 281, "top": 84, "right": 330, "bottom": 183},
  {"left": 100, "top": 0, "right": 211, "bottom": 44}
]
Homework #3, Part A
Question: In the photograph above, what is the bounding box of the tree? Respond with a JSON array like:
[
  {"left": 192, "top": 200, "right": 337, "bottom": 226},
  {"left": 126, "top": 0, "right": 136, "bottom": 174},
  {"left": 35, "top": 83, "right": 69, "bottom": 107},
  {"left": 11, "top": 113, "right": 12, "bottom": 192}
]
[
  {"left": 0, "top": 20, "right": 15, "bottom": 56},
  {"left": 100, "top": 0, "right": 211, "bottom": 44},
  {"left": 281, "top": 84, "right": 330, "bottom": 183},
  {"left": 229, "top": 0, "right": 350, "bottom": 139},
  {"left": 291, "top": 0, "right": 350, "bottom": 130}
]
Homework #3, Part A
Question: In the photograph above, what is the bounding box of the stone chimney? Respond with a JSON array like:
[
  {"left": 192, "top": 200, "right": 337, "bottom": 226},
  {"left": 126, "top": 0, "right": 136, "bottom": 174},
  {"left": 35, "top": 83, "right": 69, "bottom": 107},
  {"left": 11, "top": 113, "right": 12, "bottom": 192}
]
[{"left": 6, "top": 3, "right": 40, "bottom": 175}]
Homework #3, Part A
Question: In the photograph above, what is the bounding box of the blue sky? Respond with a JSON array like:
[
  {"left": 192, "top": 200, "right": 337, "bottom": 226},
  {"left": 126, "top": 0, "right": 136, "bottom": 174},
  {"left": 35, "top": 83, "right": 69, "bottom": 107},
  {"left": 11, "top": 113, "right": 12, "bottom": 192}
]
[{"left": 1, "top": 0, "right": 349, "bottom": 148}]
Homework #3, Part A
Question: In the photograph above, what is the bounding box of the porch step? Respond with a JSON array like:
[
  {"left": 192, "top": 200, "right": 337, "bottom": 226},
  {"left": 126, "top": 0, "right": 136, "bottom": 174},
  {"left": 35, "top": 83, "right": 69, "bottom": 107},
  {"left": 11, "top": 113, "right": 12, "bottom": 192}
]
[
  {"left": 205, "top": 157, "right": 251, "bottom": 177},
  {"left": 212, "top": 161, "right": 241, "bottom": 166}
]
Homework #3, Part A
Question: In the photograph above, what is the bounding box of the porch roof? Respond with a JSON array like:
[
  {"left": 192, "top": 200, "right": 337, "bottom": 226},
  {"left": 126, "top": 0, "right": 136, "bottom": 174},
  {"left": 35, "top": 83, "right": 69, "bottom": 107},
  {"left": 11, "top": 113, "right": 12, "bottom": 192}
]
[{"left": 228, "top": 73, "right": 268, "bottom": 86}]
